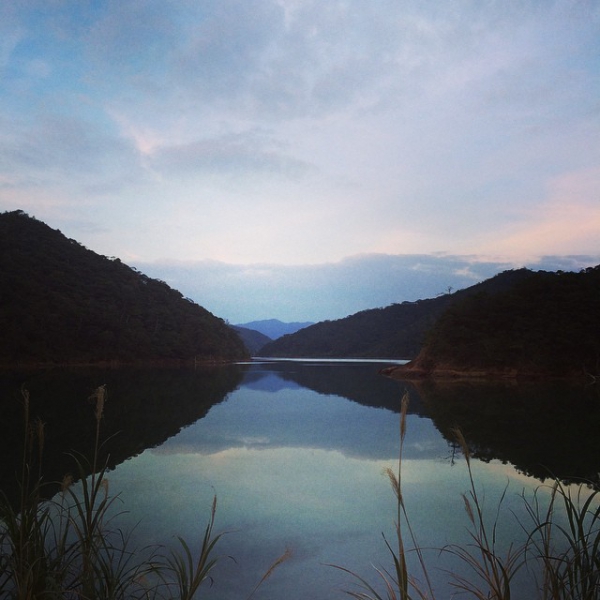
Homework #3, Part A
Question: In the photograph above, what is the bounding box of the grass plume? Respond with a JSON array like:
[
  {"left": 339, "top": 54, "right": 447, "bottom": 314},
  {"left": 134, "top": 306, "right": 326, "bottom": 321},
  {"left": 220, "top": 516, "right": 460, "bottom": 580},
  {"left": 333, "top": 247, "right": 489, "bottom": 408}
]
[
  {"left": 333, "top": 391, "right": 598, "bottom": 600},
  {"left": 0, "top": 385, "right": 290, "bottom": 600},
  {"left": 2, "top": 385, "right": 599, "bottom": 599},
  {"left": 330, "top": 390, "right": 435, "bottom": 600}
]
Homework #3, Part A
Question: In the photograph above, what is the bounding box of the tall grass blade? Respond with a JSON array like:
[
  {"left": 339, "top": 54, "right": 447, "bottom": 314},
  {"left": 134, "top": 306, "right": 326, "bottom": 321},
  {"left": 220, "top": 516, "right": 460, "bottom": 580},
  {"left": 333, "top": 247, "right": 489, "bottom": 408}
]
[{"left": 331, "top": 391, "right": 434, "bottom": 600}]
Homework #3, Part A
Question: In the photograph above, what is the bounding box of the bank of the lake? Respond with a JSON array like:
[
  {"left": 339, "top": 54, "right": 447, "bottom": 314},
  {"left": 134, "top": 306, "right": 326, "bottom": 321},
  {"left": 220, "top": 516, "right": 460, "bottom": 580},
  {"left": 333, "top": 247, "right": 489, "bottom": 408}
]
[{"left": 380, "top": 359, "right": 594, "bottom": 381}]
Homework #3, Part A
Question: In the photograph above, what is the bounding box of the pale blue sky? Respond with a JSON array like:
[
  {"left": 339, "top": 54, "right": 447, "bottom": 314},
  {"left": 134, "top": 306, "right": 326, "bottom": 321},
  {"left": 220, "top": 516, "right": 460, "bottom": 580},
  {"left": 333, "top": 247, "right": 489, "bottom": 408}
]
[{"left": 1, "top": 1, "right": 599, "bottom": 322}]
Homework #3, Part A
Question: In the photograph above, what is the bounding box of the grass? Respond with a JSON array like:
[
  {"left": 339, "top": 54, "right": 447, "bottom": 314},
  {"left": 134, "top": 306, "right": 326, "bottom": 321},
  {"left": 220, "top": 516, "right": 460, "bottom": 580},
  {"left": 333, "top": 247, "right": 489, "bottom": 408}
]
[
  {"left": 1, "top": 386, "right": 599, "bottom": 599},
  {"left": 329, "top": 392, "right": 435, "bottom": 600},
  {"left": 332, "top": 391, "right": 600, "bottom": 600},
  {"left": 0, "top": 385, "right": 288, "bottom": 599},
  {"left": 524, "top": 480, "right": 600, "bottom": 600}
]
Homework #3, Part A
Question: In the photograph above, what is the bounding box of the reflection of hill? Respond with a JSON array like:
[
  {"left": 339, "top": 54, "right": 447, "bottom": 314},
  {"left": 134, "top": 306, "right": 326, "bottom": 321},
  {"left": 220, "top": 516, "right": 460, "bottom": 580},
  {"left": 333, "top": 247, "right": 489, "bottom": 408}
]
[
  {"left": 276, "top": 362, "right": 600, "bottom": 486},
  {"left": 408, "top": 378, "right": 600, "bottom": 486},
  {"left": 241, "top": 366, "right": 302, "bottom": 392},
  {"left": 0, "top": 365, "right": 245, "bottom": 504},
  {"left": 245, "top": 360, "right": 429, "bottom": 415}
]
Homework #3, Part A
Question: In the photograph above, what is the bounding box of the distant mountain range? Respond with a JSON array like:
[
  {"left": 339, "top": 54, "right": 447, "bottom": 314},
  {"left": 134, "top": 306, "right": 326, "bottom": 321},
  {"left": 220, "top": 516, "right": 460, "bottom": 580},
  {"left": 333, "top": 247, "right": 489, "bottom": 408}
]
[
  {"left": 0, "top": 210, "right": 248, "bottom": 366},
  {"left": 234, "top": 319, "right": 314, "bottom": 340},
  {"left": 4, "top": 210, "right": 598, "bottom": 378}
]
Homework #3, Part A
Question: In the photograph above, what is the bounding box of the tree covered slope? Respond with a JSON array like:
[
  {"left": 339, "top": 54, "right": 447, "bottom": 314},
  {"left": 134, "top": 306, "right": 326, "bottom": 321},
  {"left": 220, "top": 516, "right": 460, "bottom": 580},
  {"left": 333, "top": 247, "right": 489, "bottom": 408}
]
[
  {"left": 259, "top": 269, "right": 534, "bottom": 359},
  {"left": 232, "top": 326, "right": 272, "bottom": 355},
  {"left": 399, "top": 266, "right": 600, "bottom": 378},
  {"left": 0, "top": 210, "right": 248, "bottom": 365}
]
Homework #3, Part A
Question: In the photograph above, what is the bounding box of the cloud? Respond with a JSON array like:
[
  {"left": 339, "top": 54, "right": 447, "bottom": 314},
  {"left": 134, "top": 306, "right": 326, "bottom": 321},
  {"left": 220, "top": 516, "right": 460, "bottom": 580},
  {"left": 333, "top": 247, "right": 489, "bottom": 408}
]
[
  {"left": 0, "top": 110, "right": 146, "bottom": 213},
  {"left": 473, "top": 167, "right": 600, "bottom": 259},
  {"left": 0, "top": 1, "right": 598, "bottom": 279},
  {"left": 148, "top": 129, "right": 313, "bottom": 178},
  {"left": 132, "top": 252, "right": 600, "bottom": 323}
]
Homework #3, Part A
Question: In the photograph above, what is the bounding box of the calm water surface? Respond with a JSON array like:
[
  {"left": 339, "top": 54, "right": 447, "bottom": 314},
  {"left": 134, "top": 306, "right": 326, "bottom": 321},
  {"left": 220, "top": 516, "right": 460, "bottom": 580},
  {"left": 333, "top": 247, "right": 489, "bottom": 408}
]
[{"left": 1, "top": 360, "right": 599, "bottom": 599}]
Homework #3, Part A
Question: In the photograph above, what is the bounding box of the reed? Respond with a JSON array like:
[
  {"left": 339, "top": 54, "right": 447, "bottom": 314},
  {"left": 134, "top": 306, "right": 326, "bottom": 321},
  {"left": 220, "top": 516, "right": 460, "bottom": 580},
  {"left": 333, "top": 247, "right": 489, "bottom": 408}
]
[
  {"left": 0, "top": 386, "right": 160, "bottom": 599},
  {"left": 443, "top": 428, "right": 526, "bottom": 599},
  {"left": 162, "top": 495, "right": 223, "bottom": 600},
  {"left": 330, "top": 391, "right": 435, "bottom": 600},
  {"left": 524, "top": 479, "right": 600, "bottom": 600},
  {"left": 333, "top": 392, "right": 599, "bottom": 600},
  {"left": 0, "top": 385, "right": 288, "bottom": 600}
]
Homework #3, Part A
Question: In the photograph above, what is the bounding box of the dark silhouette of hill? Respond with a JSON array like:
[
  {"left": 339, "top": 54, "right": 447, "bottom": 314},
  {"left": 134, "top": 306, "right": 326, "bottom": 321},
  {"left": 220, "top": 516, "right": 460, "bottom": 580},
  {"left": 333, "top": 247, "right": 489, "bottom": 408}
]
[
  {"left": 259, "top": 269, "right": 534, "bottom": 359},
  {"left": 0, "top": 364, "right": 246, "bottom": 507},
  {"left": 232, "top": 326, "right": 272, "bottom": 355},
  {"left": 396, "top": 265, "right": 600, "bottom": 379},
  {"left": 0, "top": 210, "right": 248, "bottom": 366},
  {"left": 410, "top": 378, "right": 600, "bottom": 486},
  {"left": 234, "top": 318, "right": 313, "bottom": 340}
]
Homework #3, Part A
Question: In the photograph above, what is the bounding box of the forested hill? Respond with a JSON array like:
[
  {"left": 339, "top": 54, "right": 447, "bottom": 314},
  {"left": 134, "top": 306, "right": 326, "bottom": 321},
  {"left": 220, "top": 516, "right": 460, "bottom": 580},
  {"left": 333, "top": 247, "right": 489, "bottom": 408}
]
[
  {"left": 232, "top": 326, "right": 272, "bottom": 355},
  {"left": 0, "top": 210, "right": 248, "bottom": 366},
  {"left": 395, "top": 266, "right": 600, "bottom": 379},
  {"left": 259, "top": 268, "right": 534, "bottom": 359}
]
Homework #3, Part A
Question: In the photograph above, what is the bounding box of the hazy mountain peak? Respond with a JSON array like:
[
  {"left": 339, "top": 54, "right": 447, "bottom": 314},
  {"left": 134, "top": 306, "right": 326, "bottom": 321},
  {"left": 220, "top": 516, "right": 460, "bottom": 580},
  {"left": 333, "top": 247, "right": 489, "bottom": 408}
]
[{"left": 234, "top": 319, "right": 314, "bottom": 340}]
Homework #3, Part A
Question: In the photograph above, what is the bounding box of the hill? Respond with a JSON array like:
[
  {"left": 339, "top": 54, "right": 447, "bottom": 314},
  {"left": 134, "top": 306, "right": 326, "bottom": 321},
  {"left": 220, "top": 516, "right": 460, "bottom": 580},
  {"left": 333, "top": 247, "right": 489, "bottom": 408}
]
[
  {"left": 259, "top": 269, "right": 534, "bottom": 359},
  {"left": 0, "top": 210, "right": 248, "bottom": 366},
  {"left": 232, "top": 326, "right": 272, "bottom": 355},
  {"left": 392, "top": 266, "right": 600, "bottom": 379},
  {"left": 234, "top": 319, "right": 313, "bottom": 340}
]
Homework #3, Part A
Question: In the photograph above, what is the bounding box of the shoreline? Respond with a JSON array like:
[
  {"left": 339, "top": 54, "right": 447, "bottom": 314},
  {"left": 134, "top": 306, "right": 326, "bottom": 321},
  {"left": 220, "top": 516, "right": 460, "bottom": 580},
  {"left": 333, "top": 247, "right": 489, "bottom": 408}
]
[
  {"left": 0, "top": 357, "right": 247, "bottom": 371},
  {"left": 380, "top": 362, "right": 592, "bottom": 382}
]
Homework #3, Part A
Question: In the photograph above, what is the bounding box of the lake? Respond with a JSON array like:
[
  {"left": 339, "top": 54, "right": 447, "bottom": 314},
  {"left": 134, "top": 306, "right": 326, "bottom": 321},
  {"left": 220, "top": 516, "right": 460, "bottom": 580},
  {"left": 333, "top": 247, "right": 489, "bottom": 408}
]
[{"left": 1, "top": 359, "right": 599, "bottom": 598}]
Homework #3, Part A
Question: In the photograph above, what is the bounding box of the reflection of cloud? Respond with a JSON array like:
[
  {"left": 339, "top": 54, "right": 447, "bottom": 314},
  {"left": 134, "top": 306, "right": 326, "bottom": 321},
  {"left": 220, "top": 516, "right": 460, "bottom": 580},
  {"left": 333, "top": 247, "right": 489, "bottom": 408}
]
[{"left": 152, "top": 386, "right": 447, "bottom": 462}]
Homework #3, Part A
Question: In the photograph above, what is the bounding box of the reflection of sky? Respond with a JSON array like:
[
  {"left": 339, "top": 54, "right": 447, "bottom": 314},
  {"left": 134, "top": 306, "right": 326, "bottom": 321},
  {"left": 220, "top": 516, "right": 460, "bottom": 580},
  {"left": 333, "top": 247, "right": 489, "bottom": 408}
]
[
  {"left": 108, "top": 443, "right": 543, "bottom": 600},
  {"left": 154, "top": 383, "right": 446, "bottom": 461},
  {"left": 104, "top": 369, "right": 551, "bottom": 599}
]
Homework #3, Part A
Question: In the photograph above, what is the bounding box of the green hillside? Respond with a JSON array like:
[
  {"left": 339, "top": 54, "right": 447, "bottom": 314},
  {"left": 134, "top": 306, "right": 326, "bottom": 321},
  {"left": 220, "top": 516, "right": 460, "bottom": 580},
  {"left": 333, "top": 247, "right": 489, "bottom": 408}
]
[
  {"left": 232, "top": 325, "right": 272, "bottom": 355},
  {"left": 259, "top": 269, "right": 534, "bottom": 359},
  {"left": 401, "top": 266, "right": 600, "bottom": 378},
  {"left": 0, "top": 210, "right": 248, "bottom": 366}
]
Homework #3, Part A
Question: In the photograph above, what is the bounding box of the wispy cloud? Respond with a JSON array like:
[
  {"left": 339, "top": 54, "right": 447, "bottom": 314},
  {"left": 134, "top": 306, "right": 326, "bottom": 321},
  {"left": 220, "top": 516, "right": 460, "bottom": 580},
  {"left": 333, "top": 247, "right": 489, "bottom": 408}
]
[{"left": 0, "top": 1, "right": 598, "bottom": 319}]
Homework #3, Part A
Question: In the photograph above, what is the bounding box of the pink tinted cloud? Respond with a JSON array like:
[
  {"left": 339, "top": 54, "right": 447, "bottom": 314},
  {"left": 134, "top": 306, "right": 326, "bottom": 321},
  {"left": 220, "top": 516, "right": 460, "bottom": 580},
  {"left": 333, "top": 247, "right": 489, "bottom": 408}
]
[{"left": 476, "top": 167, "right": 600, "bottom": 261}]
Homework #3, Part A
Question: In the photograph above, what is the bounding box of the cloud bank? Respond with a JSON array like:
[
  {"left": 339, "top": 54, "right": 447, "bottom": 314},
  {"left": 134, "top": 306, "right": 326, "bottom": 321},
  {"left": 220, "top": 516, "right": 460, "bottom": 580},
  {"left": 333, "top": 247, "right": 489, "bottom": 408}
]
[{"left": 133, "top": 253, "right": 600, "bottom": 323}]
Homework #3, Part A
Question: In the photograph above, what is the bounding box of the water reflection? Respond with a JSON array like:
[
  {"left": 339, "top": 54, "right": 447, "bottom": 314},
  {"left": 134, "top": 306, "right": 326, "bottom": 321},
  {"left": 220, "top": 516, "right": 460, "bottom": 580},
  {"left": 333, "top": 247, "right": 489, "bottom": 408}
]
[
  {"left": 409, "top": 378, "right": 600, "bottom": 486},
  {"left": 241, "top": 361, "right": 600, "bottom": 486},
  {"left": 246, "top": 359, "right": 425, "bottom": 413},
  {"left": 2, "top": 361, "right": 598, "bottom": 502},
  {"left": 102, "top": 360, "right": 565, "bottom": 600},
  {"left": 0, "top": 365, "right": 245, "bottom": 504},
  {"left": 1, "top": 361, "right": 599, "bottom": 599}
]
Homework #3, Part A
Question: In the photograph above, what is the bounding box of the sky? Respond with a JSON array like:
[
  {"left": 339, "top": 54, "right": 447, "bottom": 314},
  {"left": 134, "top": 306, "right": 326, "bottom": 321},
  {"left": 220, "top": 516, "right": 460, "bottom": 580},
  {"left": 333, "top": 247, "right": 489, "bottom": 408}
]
[{"left": 1, "top": 0, "right": 599, "bottom": 323}]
